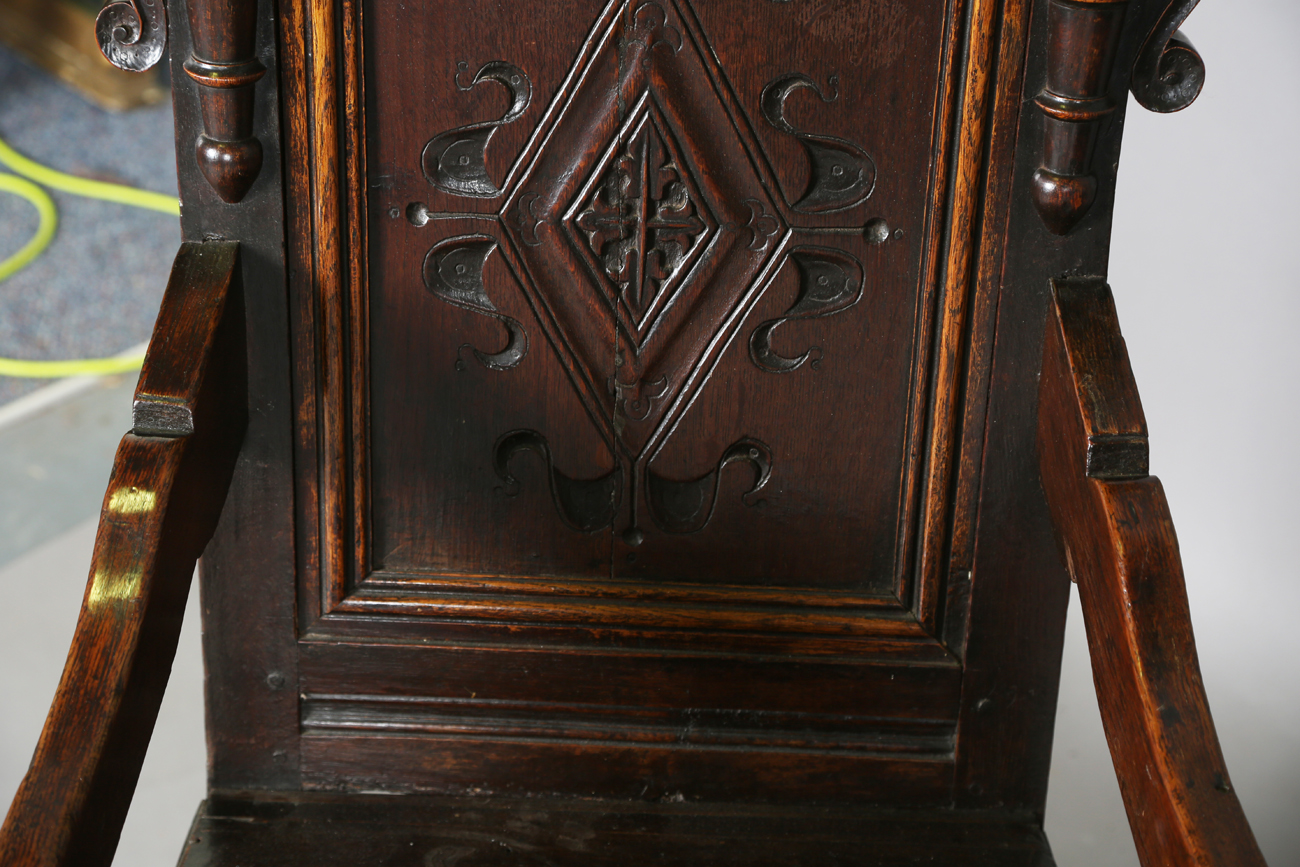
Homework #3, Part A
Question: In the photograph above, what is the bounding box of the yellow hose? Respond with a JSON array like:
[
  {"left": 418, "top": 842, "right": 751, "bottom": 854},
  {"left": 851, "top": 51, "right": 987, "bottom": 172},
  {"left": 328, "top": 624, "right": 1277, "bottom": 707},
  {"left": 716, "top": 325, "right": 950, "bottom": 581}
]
[
  {"left": 0, "top": 173, "right": 57, "bottom": 283},
  {"left": 0, "top": 138, "right": 179, "bottom": 215},
  {"left": 0, "top": 136, "right": 178, "bottom": 378}
]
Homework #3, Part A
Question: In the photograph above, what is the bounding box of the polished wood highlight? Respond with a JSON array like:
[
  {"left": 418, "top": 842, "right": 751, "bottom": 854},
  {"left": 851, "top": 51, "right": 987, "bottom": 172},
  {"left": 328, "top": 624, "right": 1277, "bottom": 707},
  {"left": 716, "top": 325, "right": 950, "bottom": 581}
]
[
  {"left": 184, "top": 0, "right": 264, "bottom": 202},
  {"left": 1037, "top": 277, "right": 1266, "bottom": 867},
  {"left": 95, "top": 0, "right": 167, "bottom": 72},
  {"left": 0, "top": 241, "right": 246, "bottom": 867},
  {"left": 1, "top": 0, "right": 1271, "bottom": 861}
]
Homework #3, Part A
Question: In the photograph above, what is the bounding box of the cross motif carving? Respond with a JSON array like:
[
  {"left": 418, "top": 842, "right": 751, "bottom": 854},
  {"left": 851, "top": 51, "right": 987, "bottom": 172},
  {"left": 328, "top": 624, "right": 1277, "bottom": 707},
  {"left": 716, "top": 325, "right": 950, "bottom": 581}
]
[{"left": 573, "top": 110, "right": 707, "bottom": 328}]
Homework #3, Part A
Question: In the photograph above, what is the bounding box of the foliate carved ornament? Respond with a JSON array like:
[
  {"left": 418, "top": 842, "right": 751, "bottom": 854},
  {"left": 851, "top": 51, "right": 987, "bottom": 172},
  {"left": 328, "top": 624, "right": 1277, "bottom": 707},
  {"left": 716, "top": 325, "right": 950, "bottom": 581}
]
[
  {"left": 409, "top": 0, "right": 887, "bottom": 541},
  {"left": 95, "top": 0, "right": 167, "bottom": 72}
]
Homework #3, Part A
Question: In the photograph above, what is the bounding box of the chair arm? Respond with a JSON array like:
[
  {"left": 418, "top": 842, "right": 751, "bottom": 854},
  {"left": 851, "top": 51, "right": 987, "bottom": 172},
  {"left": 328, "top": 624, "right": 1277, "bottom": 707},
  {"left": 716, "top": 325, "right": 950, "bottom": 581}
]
[
  {"left": 0, "top": 241, "right": 247, "bottom": 867},
  {"left": 1037, "top": 277, "right": 1266, "bottom": 867}
]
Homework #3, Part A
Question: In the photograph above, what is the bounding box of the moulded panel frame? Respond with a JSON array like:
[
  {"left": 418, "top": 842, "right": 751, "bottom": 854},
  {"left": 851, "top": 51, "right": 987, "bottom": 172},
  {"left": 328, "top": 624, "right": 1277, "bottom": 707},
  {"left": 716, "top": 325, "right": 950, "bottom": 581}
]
[{"left": 282, "top": 0, "right": 1030, "bottom": 662}]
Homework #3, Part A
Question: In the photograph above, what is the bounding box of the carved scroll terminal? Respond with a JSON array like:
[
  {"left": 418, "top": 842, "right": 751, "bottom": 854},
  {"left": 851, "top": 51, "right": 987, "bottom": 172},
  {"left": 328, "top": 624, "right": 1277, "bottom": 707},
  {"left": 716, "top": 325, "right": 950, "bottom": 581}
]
[
  {"left": 422, "top": 235, "right": 528, "bottom": 371},
  {"left": 95, "top": 0, "right": 166, "bottom": 72},
  {"left": 646, "top": 439, "right": 772, "bottom": 534},
  {"left": 1130, "top": 0, "right": 1204, "bottom": 112},
  {"left": 761, "top": 73, "right": 876, "bottom": 213},
  {"left": 1031, "top": 0, "right": 1205, "bottom": 234},
  {"left": 493, "top": 430, "right": 620, "bottom": 532},
  {"left": 422, "top": 61, "right": 532, "bottom": 198},
  {"left": 750, "top": 247, "right": 864, "bottom": 373}
]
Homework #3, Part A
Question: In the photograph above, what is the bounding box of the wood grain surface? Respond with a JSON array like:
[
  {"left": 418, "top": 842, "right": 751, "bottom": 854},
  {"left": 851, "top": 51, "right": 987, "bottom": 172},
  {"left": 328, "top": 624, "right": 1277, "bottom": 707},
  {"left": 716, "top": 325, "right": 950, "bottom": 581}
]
[
  {"left": 177, "top": 790, "right": 1056, "bottom": 867},
  {"left": 1038, "top": 277, "right": 1267, "bottom": 867},
  {"left": 116, "top": 0, "right": 1267, "bottom": 862},
  {"left": 0, "top": 241, "right": 246, "bottom": 867}
]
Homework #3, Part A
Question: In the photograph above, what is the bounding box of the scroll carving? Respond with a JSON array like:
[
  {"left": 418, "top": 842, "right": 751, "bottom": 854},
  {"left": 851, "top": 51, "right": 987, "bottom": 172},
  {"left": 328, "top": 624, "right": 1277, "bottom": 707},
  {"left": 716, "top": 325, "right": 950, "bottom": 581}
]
[
  {"left": 760, "top": 73, "right": 876, "bottom": 213},
  {"left": 493, "top": 430, "right": 771, "bottom": 538},
  {"left": 421, "top": 62, "right": 532, "bottom": 198},
  {"left": 184, "top": 0, "right": 264, "bottom": 203},
  {"left": 646, "top": 439, "right": 771, "bottom": 534},
  {"left": 750, "top": 247, "right": 863, "bottom": 373},
  {"left": 1032, "top": 0, "right": 1205, "bottom": 234},
  {"left": 422, "top": 236, "right": 528, "bottom": 371},
  {"left": 493, "top": 431, "right": 621, "bottom": 533},
  {"left": 1130, "top": 0, "right": 1204, "bottom": 113},
  {"left": 95, "top": 0, "right": 167, "bottom": 72}
]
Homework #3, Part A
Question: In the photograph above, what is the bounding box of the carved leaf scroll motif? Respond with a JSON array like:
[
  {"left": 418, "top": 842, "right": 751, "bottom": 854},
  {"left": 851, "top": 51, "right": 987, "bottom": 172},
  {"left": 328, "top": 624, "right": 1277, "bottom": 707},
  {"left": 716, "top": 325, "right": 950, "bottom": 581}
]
[
  {"left": 760, "top": 73, "right": 877, "bottom": 213},
  {"left": 750, "top": 247, "right": 864, "bottom": 373},
  {"left": 494, "top": 430, "right": 622, "bottom": 533},
  {"left": 495, "top": 431, "right": 772, "bottom": 537},
  {"left": 421, "top": 236, "right": 528, "bottom": 371},
  {"left": 421, "top": 61, "right": 533, "bottom": 198},
  {"left": 409, "top": 1, "right": 886, "bottom": 543}
]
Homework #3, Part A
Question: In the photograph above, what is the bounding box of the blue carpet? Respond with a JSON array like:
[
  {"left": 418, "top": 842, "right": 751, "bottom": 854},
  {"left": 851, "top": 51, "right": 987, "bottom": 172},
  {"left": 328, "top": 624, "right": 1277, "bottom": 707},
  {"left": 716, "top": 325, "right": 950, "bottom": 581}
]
[{"left": 0, "top": 44, "right": 179, "bottom": 404}]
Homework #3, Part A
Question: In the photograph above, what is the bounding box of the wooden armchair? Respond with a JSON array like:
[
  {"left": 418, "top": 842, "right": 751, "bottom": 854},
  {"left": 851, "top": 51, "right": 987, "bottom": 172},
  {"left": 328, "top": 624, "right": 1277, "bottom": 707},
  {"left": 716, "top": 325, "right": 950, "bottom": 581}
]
[{"left": 0, "top": 0, "right": 1270, "bottom": 864}]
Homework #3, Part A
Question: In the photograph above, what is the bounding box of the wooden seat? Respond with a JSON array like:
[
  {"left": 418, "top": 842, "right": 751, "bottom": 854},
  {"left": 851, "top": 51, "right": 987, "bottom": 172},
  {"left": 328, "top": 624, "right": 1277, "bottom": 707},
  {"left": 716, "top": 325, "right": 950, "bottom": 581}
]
[
  {"left": 178, "top": 791, "right": 1054, "bottom": 867},
  {"left": 0, "top": 0, "right": 1271, "bottom": 865}
]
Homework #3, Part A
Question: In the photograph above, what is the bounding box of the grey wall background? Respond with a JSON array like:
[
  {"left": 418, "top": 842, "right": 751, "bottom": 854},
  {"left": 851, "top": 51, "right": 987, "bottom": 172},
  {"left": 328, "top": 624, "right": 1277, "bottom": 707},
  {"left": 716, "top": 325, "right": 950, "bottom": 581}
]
[{"left": 1, "top": 0, "right": 1297, "bottom": 864}]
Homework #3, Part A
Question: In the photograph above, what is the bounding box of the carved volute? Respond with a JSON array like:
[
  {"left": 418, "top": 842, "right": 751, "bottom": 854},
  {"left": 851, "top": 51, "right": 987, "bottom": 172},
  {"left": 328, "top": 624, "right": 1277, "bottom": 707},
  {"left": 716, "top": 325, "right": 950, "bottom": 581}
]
[{"left": 1030, "top": 0, "right": 1204, "bottom": 234}]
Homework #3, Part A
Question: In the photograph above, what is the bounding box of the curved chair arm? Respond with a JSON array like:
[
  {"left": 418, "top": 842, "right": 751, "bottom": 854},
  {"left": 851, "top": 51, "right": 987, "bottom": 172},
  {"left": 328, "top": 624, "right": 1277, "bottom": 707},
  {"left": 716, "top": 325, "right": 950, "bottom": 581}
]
[
  {"left": 1037, "top": 277, "right": 1266, "bottom": 867},
  {"left": 0, "top": 241, "right": 247, "bottom": 867}
]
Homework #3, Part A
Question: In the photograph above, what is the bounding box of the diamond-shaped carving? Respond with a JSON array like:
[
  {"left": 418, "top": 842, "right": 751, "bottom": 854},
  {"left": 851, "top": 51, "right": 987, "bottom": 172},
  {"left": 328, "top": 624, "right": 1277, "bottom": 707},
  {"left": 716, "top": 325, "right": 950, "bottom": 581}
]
[
  {"left": 501, "top": 0, "right": 787, "bottom": 458},
  {"left": 565, "top": 96, "right": 716, "bottom": 346}
]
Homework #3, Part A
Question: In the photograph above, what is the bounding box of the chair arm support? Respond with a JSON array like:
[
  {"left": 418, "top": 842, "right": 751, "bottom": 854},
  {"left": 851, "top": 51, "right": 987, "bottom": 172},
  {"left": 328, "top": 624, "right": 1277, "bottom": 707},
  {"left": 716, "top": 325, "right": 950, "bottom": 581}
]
[
  {"left": 1037, "top": 277, "right": 1266, "bottom": 867},
  {"left": 0, "top": 241, "right": 247, "bottom": 867}
]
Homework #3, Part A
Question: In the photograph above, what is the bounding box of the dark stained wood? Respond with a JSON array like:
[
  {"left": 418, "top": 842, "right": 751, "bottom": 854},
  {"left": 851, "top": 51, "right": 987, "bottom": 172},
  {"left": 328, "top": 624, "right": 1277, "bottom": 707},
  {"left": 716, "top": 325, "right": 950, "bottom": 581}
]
[
  {"left": 184, "top": 0, "right": 264, "bottom": 202},
  {"left": 0, "top": 241, "right": 246, "bottom": 867},
  {"left": 1037, "top": 278, "right": 1266, "bottom": 867},
  {"left": 6, "top": 0, "right": 1264, "bottom": 860},
  {"left": 1030, "top": 0, "right": 1205, "bottom": 234},
  {"left": 356, "top": 0, "right": 951, "bottom": 602},
  {"left": 95, "top": 0, "right": 167, "bottom": 72},
  {"left": 1130, "top": 0, "right": 1205, "bottom": 112},
  {"left": 1044, "top": 278, "right": 1148, "bottom": 478},
  {"left": 177, "top": 791, "right": 1055, "bottom": 867},
  {"left": 1030, "top": 0, "right": 1126, "bottom": 235},
  {"left": 169, "top": 0, "right": 302, "bottom": 792},
  {"left": 261, "top": 0, "right": 1076, "bottom": 805},
  {"left": 133, "top": 243, "right": 247, "bottom": 436}
]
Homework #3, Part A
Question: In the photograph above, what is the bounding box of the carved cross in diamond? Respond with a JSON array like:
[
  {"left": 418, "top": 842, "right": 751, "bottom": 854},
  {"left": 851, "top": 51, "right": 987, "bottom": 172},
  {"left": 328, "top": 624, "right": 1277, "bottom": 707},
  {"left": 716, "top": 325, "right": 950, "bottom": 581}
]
[{"left": 574, "top": 114, "right": 706, "bottom": 322}]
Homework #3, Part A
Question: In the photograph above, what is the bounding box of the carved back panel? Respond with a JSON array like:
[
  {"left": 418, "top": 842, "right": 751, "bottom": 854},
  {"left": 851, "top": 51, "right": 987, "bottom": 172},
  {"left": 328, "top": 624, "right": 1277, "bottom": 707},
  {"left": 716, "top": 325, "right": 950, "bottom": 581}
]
[
  {"left": 181, "top": 0, "right": 1168, "bottom": 811},
  {"left": 367, "top": 0, "right": 940, "bottom": 603}
]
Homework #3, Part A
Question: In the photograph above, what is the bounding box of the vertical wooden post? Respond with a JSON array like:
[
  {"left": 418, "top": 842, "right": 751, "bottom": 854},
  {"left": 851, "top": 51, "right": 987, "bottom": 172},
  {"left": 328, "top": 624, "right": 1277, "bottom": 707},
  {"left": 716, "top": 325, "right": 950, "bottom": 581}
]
[
  {"left": 1030, "top": 0, "right": 1127, "bottom": 235},
  {"left": 184, "top": 0, "right": 264, "bottom": 203}
]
